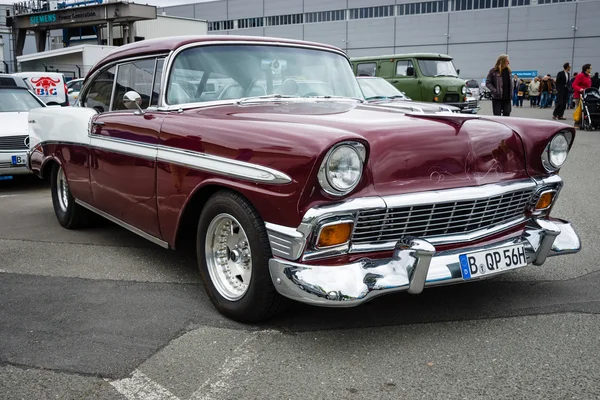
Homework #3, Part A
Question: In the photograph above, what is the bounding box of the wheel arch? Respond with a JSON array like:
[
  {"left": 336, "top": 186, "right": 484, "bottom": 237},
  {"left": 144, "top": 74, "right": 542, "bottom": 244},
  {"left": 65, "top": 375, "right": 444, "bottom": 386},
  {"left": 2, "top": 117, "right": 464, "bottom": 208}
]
[
  {"left": 40, "top": 157, "right": 61, "bottom": 180},
  {"left": 173, "top": 183, "right": 258, "bottom": 250}
]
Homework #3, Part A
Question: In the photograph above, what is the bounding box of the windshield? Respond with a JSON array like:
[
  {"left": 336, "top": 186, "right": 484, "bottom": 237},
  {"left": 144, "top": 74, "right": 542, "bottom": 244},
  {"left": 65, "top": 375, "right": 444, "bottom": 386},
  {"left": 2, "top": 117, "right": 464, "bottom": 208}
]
[
  {"left": 357, "top": 78, "right": 407, "bottom": 100},
  {"left": 167, "top": 45, "right": 362, "bottom": 104},
  {"left": 0, "top": 88, "right": 44, "bottom": 112},
  {"left": 418, "top": 59, "right": 458, "bottom": 77}
]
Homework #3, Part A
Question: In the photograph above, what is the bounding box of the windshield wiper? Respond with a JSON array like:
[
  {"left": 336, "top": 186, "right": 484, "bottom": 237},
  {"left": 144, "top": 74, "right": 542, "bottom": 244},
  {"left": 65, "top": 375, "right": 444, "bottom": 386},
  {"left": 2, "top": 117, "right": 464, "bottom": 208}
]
[
  {"left": 237, "top": 94, "right": 299, "bottom": 104},
  {"left": 434, "top": 74, "right": 458, "bottom": 77},
  {"left": 389, "top": 95, "right": 408, "bottom": 100},
  {"left": 365, "top": 95, "right": 390, "bottom": 101},
  {"left": 305, "top": 95, "right": 364, "bottom": 103}
]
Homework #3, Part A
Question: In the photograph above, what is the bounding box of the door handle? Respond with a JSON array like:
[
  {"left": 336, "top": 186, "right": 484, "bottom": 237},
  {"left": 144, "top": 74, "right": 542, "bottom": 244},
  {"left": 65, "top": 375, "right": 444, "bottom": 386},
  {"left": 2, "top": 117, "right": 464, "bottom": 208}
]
[
  {"left": 91, "top": 121, "right": 105, "bottom": 126},
  {"left": 391, "top": 80, "right": 399, "bottom": 84}
]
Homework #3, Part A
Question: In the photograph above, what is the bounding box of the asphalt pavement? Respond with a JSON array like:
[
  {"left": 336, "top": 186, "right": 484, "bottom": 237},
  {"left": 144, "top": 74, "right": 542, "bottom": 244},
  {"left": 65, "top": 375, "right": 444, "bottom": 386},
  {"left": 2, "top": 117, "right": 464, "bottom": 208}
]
[{"left": 1, "top": 100, "right": 599, "bottom": 400}]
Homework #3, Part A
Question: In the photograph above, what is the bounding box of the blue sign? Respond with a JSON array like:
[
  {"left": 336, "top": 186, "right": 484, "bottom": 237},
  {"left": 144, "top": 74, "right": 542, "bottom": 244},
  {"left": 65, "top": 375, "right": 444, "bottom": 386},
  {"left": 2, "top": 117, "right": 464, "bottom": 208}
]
[
  {"left": 512, "top": 70, "right": 538, "bottom": 78},
  {"left": 30, "top": 13, "right": 57, "bottom": 25}
]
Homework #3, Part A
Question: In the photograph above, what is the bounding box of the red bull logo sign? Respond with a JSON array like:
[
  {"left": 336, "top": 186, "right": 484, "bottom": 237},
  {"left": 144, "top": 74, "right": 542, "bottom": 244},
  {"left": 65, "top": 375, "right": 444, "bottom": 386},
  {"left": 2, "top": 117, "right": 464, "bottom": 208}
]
[{"left": 30, "top": 76, "right": 61, "bottom": 96}]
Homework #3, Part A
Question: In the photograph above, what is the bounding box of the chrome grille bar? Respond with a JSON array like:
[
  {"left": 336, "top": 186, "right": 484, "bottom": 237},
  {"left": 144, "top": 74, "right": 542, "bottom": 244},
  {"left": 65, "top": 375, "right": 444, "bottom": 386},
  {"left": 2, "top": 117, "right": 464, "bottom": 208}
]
[
  {"left": 0, "top": 135, "right": 29, "bottom": 151},
  {"left": 352, "top": 187, "right": 534, "bottom": 245}
]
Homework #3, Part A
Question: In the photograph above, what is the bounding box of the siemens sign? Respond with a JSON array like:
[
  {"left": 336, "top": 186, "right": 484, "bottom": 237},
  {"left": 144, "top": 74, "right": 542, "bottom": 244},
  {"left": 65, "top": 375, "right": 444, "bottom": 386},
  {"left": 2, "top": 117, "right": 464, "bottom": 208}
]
[{"left": 30, "top": 14, "right": 57, "bottom": 25}]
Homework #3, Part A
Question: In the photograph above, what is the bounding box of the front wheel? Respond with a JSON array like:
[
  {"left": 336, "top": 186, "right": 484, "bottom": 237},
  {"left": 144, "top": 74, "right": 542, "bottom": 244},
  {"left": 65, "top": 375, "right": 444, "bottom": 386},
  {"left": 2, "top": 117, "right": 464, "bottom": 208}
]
[
  {"left": 50, "top": 163, "right": 96, "bottom": 229},
  {"left": 197, "top": 191, "right": 287, "bottom": 322}
]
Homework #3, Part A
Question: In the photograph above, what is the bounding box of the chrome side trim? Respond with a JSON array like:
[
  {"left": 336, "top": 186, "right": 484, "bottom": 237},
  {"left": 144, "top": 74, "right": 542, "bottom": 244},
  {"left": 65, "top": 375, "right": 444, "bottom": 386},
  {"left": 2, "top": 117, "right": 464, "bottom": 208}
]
[
  {"left": 157, "top": 145, "right": 292, "bottom": 185},
  {"left": 88, "top": 134, "right": 157, "bottom": 161},
  {"left": 265, "top": 222, "right": 306, "bottom": 260},
  {"left": 75, "top": 199, "right": 170, "bottom": 249}
]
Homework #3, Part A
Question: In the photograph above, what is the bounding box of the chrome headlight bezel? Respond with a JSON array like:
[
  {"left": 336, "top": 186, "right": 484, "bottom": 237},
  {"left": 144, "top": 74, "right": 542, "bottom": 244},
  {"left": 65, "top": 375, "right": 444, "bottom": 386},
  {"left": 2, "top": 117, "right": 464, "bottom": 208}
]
[
  {"left": 433, "top": 85, "right": 441, "bottom": 95},
  {"left": 318, "top": 142, "right": 366, "bottom": 196},
  {"left": 461, "top": 86, "right": 467, "bottom": 95},
  {"left": 541, "top": 131, "right": 573, "bottom": 172}
]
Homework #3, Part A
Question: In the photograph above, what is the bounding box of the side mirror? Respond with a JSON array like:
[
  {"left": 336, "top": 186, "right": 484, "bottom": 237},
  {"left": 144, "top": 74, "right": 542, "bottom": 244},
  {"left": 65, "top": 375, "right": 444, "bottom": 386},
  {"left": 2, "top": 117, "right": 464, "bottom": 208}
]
[
  {"left": 123, "top": 91, "right": 144, "bottom": 114},
  {"left": 68, "top": 88, "right": 74, "bottom": 94},
  {"left": 407, "top": 67, "right": 415, "bottom": 77},
  {"left": 457, "top": 69, "right": 461, "bottom": 76}
]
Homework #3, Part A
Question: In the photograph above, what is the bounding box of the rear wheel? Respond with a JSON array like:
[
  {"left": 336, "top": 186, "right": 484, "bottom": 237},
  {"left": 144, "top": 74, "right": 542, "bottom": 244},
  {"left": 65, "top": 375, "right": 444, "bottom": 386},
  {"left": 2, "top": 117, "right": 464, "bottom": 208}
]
[
  {"left": 50, "top": 163, "right": 97, "bottom": 229},
  {"left": 197, "top": 190, "right": 287, "bottom": 322}
]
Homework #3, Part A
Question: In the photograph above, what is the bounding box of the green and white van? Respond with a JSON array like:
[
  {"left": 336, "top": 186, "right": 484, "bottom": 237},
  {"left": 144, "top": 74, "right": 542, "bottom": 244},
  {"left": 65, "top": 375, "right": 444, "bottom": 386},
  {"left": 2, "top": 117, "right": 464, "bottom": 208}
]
[{"left": 351, "top": 53, "right": 479, "bottom": 114}]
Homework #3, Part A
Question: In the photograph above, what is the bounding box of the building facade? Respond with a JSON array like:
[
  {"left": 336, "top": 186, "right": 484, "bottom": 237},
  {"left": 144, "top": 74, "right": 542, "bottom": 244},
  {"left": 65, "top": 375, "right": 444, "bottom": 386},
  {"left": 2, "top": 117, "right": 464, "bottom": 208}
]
[{"left": 160, "top": 0, "right": 600, "bottom": 80}]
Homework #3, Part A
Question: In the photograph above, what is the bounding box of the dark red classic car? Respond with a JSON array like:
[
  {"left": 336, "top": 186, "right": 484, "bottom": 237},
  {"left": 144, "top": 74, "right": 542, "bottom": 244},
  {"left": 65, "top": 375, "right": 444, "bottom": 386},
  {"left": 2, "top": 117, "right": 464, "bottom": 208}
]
[{"left": 27, "top": 36, "right": 580, "bottom": 322}]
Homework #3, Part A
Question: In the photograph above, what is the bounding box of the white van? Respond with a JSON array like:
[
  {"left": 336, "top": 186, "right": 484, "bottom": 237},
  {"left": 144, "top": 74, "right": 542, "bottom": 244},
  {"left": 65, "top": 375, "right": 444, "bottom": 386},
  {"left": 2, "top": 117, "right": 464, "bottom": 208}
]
[{"left": 13, "top": 72, "right": 69, "bottom": 107}]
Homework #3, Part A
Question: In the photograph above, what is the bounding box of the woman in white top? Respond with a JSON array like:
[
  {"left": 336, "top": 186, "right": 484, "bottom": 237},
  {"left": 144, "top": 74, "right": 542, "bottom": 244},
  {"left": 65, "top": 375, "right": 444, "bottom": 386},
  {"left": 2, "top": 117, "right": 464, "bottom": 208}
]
[{"left": 528, "top": 77, "right": 540, "bottom": 107}]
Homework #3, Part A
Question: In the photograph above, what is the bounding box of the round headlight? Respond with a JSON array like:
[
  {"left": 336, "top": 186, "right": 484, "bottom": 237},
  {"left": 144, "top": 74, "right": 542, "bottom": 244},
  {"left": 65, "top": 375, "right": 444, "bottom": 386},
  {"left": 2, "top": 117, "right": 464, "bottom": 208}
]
[
  {"left": 461, "top": 86, "right": 467, "bottom": 94},
  {"left": 434, "top": 85, "right": 441, "bottom": 95},
  {"left": 318, "top": 143, "right": 365, "bottom": 196},
  {"left": 548, "top": 134, "right": 569, "bottom": 168}
]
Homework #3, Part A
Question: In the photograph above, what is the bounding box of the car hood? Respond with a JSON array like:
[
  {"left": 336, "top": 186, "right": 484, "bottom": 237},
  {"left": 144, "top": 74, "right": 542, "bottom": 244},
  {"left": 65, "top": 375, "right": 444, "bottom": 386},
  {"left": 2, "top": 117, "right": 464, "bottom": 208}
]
[
  {"left": 0, "top": 112, "right": 29, "bottom": 137},
  {"left": 190, "top": 101, "right": 528, "bottom": 197}
]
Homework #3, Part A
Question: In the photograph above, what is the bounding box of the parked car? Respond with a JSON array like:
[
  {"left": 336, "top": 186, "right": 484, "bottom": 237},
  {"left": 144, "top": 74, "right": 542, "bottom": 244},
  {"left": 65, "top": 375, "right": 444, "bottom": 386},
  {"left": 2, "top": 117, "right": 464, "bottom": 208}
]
[
  {"left": 1, "top": 86, "right": 46, "bottom": 179},
  {"left": 67, "top": 78, "right": 85, "bottom": 106},
  {"left": 350, "top": 53, "right": 476, "bottom": 113},
  {"left": 465, "top": 79, "right": 481, "bottom": 99},
  {"left": 28, "top": 36, "right": 580, "bottom": 322},
  {"left": 357, "top": 76, "right": 460, "bottom": 114},
  {"left": 0, "top": 73, "right": 33, "bottom": 89},
  {"left": 13, "top": 72, "right": 69, "bottom": 107}
]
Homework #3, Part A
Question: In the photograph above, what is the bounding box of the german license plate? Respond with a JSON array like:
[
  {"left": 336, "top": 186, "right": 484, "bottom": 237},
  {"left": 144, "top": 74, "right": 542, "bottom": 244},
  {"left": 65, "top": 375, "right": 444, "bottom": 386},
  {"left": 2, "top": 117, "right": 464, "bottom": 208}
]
[
  {"left": 459, "top": 244, "right": 527, "bottom": 280},
  {"left": 11, "top": 155, "right": 26, "bottom": 165}
]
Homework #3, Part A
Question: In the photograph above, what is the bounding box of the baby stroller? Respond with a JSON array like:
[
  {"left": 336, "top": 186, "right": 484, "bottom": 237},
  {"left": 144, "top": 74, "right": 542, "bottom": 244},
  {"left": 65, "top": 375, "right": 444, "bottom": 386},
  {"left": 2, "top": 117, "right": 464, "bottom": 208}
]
[{"left": 581, "top": 87, "right": 600, "bottom": 131}]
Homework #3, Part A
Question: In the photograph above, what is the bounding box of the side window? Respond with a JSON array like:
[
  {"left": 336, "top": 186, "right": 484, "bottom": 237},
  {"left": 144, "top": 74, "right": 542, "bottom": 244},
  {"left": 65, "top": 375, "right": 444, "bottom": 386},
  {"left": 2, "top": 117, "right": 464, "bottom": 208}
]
[
  {"left": 83, "top": 66, "right": 116, "bottom": 113},
  {"left": 112, "top": 59, "right": 156, "bottom": 111},
  {"left": 151, "top": 59, "right": 164, "bottom": 107},
  {"left": 357, "top": 62, "right": 376, "bottom": 77},
  {"left": 395, "top": 60, "right": 414, "bottom": 77}
]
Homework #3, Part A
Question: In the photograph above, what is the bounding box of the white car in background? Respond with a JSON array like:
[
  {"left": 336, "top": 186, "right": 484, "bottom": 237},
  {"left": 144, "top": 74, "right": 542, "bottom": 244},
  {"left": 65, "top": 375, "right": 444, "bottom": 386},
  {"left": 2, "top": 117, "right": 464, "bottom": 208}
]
[
  {"left": 67, "top": 78, "right": 85, "bottom": 106},
  {"left": 0, "top": 86, "right": 46, "bottom": 179}
]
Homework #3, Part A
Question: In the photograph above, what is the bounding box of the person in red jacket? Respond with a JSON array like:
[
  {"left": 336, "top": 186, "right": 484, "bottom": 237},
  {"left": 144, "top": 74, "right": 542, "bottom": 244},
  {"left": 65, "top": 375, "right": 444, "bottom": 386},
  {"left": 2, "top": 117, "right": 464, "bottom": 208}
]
[{"left": 572, "top": 64, "right": 592, "bottom": 128}]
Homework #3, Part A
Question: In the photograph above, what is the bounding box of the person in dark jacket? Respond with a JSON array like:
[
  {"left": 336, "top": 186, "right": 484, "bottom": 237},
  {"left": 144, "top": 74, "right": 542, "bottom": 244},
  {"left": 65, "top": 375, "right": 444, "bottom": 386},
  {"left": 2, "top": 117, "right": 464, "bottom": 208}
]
[
  {"left": 592, "top": 72, "right": 600, "bottom": 89},
  {"left": 512, "top": 74, "right": 519, "bottom": 106},
  {"left": 553, "top": 62, "right": 571, "bottom": 120},
  {"left": 517, "top": 79, "right": 527, "bottom": 107},
  {"left": 486, "top": 54, "right": 513, "bottom": 116}
]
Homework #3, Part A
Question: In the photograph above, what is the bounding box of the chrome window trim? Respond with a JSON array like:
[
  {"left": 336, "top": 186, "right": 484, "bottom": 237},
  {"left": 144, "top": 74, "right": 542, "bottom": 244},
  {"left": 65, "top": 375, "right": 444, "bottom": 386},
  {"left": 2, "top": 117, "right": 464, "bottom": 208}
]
[
  {"left": 159, "top": 40, "right": 351, "bottom": 110},
  {"left": 79, "top": 53, "right": 171, "bottom": 112}
]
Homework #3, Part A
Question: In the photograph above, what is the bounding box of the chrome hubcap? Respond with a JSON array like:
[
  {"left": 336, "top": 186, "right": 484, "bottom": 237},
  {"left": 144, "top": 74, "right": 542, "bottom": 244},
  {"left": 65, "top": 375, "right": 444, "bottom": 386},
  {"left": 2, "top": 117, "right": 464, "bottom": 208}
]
[
  {"left": 205, "top": 213, "right": 252, "bottom": 301},
  {"left": 57, "top": 166, "right": 69, "bottom": 212}
]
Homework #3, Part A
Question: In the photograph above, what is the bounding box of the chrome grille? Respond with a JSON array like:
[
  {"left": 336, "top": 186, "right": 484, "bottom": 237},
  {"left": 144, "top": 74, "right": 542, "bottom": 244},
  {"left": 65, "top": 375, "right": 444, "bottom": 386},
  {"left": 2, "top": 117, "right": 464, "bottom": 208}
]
[
  {"left": 466, "top": 99, "right": 478, "bottom": 109},
  {"left": 352, "top": 188, "right": 534, "bottom": 244},
  {"left": 0, "top": 135, "right": 29, "bottom": 151},
  {"left": 0, "top": 161, "right": 13, "bottom": 169}
]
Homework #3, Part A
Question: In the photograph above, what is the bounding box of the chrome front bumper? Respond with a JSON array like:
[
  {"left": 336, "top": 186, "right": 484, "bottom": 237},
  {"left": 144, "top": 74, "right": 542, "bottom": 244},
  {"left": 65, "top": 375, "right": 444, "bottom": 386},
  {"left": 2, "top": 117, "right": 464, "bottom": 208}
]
[{"left": 268, "top": 218, "right": 580, "bottom": 307}]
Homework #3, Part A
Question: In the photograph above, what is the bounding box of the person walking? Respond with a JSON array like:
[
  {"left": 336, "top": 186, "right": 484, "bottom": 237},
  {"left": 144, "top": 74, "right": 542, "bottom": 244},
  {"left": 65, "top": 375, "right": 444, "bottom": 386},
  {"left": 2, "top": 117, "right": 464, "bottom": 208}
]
[
  {"left": 528, "top": 77, "right": 540, "bottom": 107},
  {"left": 512, "top": 74, "right": 519, "bottom": 106},
  {"left": 567, "top": 73, "right": 577, "bottom": 109},
  {"left": 486, "top": 54, "right": 513, "bottom": 116},
  {"left": 592, "top": 72, "right": 600, "bottom": 89},
  {"left": 572, "top": 64, "right": 593, "bottom": 129},
  {"left": 553, "top": 62, "right": 571, "bottom": 120},
  {"left": 539, "top": 76, "right": 550, "bottom": 108},
  {"left": 517, "top": 79, "right": 527, "bottom": 107}
]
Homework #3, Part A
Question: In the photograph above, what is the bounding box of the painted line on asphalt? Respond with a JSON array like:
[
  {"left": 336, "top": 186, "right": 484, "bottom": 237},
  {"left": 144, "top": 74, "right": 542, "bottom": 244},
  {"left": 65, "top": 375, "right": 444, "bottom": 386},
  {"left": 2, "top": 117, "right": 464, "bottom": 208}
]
[
  {"left": 0, "top": 195, "right": 19, "bottom": 198},
  {"left": 189, "top": 335, "right": 258, "bottom": 400},
  {"left": 109, "top": 370, "right": 181, "bottom": 400}
]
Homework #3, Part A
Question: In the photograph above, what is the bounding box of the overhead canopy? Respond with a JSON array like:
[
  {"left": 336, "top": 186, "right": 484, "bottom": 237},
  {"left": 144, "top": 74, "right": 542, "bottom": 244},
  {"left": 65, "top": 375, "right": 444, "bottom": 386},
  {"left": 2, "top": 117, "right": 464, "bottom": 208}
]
[{"left": 12, "top": 2, "right": 156, "bottom": 30}]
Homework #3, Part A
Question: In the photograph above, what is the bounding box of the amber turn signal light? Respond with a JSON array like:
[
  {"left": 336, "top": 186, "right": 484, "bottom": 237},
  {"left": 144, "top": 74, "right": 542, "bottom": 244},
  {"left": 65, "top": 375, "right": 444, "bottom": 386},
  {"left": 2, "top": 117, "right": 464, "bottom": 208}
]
[
  {"left": 433, "top": 97, "right": 439, "bottom": 102},
  {"left": 535, "top": 191, "right": 555, "bottom": 210},
  {"left": 317, "top": 223, "right": 353, "bottom": 248}
]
